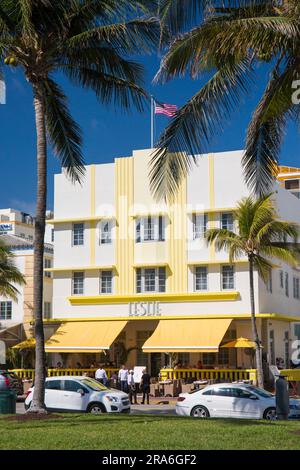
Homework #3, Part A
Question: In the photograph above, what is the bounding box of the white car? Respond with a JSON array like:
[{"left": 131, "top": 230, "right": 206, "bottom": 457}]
[
  {"left": 176, "top": 383, "right": 300, "bottom": 420},
  {"left": 25, "top": 376, "right": 130, "bottom": 414}
]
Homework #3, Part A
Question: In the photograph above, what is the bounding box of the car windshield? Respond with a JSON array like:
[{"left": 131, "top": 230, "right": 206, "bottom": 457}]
[
  {"left": 246, "top": 386, "right": 274, "bottom": 398},
  {"left": 80, "top": 378, "right": 108, "bottom": 391}
]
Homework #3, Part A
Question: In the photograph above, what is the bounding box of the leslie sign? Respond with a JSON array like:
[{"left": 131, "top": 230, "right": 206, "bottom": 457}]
[{"left": 129, "top": 301, "right": 161, "bottom": 317}]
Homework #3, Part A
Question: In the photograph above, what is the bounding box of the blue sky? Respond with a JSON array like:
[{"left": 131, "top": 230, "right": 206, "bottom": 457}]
[{"left": 0, "top": 53, "right": 299, "bottom": 213}]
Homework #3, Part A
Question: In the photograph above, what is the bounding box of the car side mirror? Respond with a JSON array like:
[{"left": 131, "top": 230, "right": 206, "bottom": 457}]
[
  {"left": 249, "top": 394, "right": 258, "bottom": 400},
  {"left": 77, "top": 388, "right": 86, "bottom": 396}
]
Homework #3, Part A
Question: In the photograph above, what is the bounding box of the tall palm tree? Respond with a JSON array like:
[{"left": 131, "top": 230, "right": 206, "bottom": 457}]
[
  {"left": 0, "top": 0, "right": 159, "bottom": 413},
  {"left": 0, "top": 240, "right": 25, "bottom": 300},
  {"left": 150, "top": 0, "right": 299, "bottom": 199},
  {"left": 205, "top": 193, "right": 300, "bottom": 388}
]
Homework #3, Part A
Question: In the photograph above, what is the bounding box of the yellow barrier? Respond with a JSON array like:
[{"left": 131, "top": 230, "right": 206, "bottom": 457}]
[
  {"left": 9, "top": 368, "right": 118, "bottom": 380},
  {"left": 280, "top": 369, "right": 300, "bottom": 382},
  {"left": 159, "top": 368, "right": 258, "bottom": 383}
]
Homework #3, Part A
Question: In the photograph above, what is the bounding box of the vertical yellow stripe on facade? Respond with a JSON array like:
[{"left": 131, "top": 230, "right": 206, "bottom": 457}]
[
  {"left": 208, "top": 154, "right": 216, "bottom": 261},
  {"left": 115, "top": 157, "right": 134, "bottom": 294},
  {"left": 90, "top": 165, "right": 96, "bottom": 266},
  {"left": 168, "top": 176, "right": 187, "bottom": 293}
]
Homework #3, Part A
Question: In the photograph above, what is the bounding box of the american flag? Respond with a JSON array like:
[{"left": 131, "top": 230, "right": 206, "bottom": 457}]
[{"left": 154, "top": 101, "right": 177, "bottom": 117}]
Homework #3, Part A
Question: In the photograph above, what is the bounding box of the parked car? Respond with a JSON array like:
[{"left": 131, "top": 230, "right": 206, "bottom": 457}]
[
  {"left": 0, "top": 370, "right": 23, "bottom": 395},
  {"left": 24, "top": 376, "right": 130, "bottom": 414},
  {"left": 176, "top": 383, "right": 300, "bottom": 420}
]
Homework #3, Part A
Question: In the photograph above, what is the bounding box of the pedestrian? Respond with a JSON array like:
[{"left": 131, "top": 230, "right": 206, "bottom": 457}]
[
  {"left": 127, "top": 370, "right": 137, "bottom": 404},
  {"left": 118, "top": 364, "right": 128, "bottom": 392},
  {"left": 95, "top": 364, "right": 108, "bottom": 385},
  {"left": 140, "top": 368, "right": 151, "bottom": 405}
]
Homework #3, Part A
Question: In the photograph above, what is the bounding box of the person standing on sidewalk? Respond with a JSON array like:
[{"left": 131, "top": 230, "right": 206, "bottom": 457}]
[
  {"left": 95, "top": 364, "right": 108, "bottom": 385},
  {"left": 118, "top": 364, "right": 128, "bottom": 392},
  {"left": 140, "top": 368, "right": 151, "bottom": 405},
  {"left": 127, "top": 370, "right": 137, "bottom": 404}
]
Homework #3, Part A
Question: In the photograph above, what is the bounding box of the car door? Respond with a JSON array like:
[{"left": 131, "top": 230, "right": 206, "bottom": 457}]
[
  {"left": 230, "top": 388, "right": 261, "bottom": 419},
  {"left": 45, "top": 379, "right": 64, "bottom": 410},
  {"left": 60, "top": 379, "right": 88, "bottom": 411},
  {"left": 202, "top": 387, "right": 235, "bottom": 417}
]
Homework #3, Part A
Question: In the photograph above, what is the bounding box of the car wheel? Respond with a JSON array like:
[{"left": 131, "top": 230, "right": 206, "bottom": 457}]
[
  {"left": 88, "top": 403, "right": 106, "bottom": 414},
  {"left": 263, "top": 407, "right": 277, "bottom": 420},
  {"left": 191, "top": 405, "right": 210, "bottom": 418}
]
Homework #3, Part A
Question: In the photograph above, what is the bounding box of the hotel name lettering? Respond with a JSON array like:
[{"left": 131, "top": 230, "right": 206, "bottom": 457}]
[{"left": 129, "top": 301, "right": 161, "bottom": 317}]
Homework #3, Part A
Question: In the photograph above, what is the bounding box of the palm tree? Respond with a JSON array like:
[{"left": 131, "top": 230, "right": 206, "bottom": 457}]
[
  {"left": 0, "top": 0, "right": 159, "bottom": 413},
  {"left": 150, "top": 0, "right": 299, "bottom": 199},
  {"left": 205, "top": 193, "right": 300, "bottom": 388},
  {"left": 0, "top": 240, "right": 25, "bottom": 300}
]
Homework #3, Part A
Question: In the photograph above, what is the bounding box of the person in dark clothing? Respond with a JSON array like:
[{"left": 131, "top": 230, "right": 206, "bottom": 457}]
[{"left": 140, "top": 368, "right": 151, "bottom": 405}]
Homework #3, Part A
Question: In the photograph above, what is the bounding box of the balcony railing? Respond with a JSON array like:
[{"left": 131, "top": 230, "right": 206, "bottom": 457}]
[
  {"left": 159, "top": 368, "right": 258, "bottom": 383},
  {"left": 10, "top": 368, "right": 118, "bottom": 380}
]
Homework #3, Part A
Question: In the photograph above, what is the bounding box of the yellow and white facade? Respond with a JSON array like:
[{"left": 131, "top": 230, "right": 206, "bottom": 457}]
[{"left": 44, "top": 149, "right": 300, "bottom": 374}]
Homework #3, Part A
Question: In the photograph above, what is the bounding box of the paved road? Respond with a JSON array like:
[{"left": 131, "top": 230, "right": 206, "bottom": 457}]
[{"left": 16, "top": 402, "right": 176, "bottom": 416}]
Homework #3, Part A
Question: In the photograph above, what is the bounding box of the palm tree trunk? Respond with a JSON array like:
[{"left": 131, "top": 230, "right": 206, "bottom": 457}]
[
  {"left": 248, "top": 255, "right": 264, "bottom": 388},
  {"left": 28, "top": 85, "right": 47, "bottom": 413}
]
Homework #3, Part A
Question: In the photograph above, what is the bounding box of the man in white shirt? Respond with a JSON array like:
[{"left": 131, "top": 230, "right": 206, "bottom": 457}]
[
  {"left": 118, "top": 364, "right": 129, "bottom": 392},
  {"left": 95, "top": 364, "right": 108, "bottom": 385}
]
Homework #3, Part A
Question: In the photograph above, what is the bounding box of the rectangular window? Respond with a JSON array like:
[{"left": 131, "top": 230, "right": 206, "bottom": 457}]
[
  {"left": 51, "top": 228, "right": 54, "bottom": 243},
  {"left": 193, "top": 214, "right": 207, "bottom": 239},
  {"left": 44, "top": 302, "right": 51, "bottom": 319},
  {"left": 269, "top": 330, "right": 275, "bottom": 365},
  {"left": 100, "top": 220, "right": 112, "bottom": 244},
  {"left": 221, "top": 212, "right": 234, "bottom": 231},
  {"left": 136, "top": 216, "right": 165, "bottom": 243},
  {"left": 195, "top": 266, "right": 208, "bottom": 291},
  {"left": 266, "top": 270, "right": 272, "bottom": 293},
  {"left": 136, "top": 267, "right": 166, "bottom": 293},
  {"left": 100, "top": 270, "right": 113, "bottom": 294},
  {"left": 72, "top": 272, "right": 84, "bottom": 295},
  {"left": 293, "top": 277, "right": 300, "bottom": 299},
  {"left": 0, "top": 301, "right": 12, "bottom": 320},
  {"left": 284, "top": 331, "right": 289, "bottom": 368},
  {"left": 73, "top": 223, "right": 84, "bottom": 246},
  {"left": 294, "top": 324, "right": 300, "bottom": 341},
  {"left": 222, "top": 265, "right": 235, "bottom": 290},
  {"left": 44, "top": 258, "right": 52, "bottom": 278},
  {"left": 279, "top": 270, "right": 284, "bottom": 289},
  {"left": 285, "top": 272, "right": 289, "bottom": 297}
]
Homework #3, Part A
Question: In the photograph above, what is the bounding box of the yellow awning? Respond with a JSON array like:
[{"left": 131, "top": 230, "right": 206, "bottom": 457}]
[
  {"left": 45, "top": 320, "right": 127, "bottom": 353},
  {"left": 142, "top": 318, "right": 232, "bottom": 353},
  {"left": 13, "top": 338, "right": 36, "bottom": 350}
]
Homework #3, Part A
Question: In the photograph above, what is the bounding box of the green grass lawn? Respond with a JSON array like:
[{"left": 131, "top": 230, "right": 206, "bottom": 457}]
[{"left": 1, "top": 414, "right": 300, "bottom": 450}]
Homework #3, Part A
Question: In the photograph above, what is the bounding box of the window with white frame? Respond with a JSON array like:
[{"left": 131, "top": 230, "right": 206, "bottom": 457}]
[
  {"left": 293, "top": 277, "right": 300, "bottom": 299},
  {"left": 100, "top": 220, "right": 112, "bottom": 244},
  {"left": 136, "top": 267, "right": 166, "bottom": 293},
  {"left": 195, "top": 266, "right": 208, "bottom": 291},
  {"left": 284, "top": 331, "right": 290, "bottom": 367},
  {"left": 192, "top": 213, "right": 207, "bottom": 239},
  {"left": 44, "top": 258, "right": 52, "bottom": 278},
  {"left": 0, "top": 301, "right": 12, "bottom": 320},
  {"left": 44, "top": 302, "right": 52, "bottom": 319},
  {"left": 279, "top": 270, "right": 284, "bottom": 289},
  {"left": 72, "top": 223, "right": 84, "bottom": 246},
  {"left": 100, "top": 270, "right": 113, "bottom": 294},
  {"left": 135, "top": 216, "right": 165, "bottom": 243},
  {"left": 72, "top": 272, "right": 84, "bottom": 295},
  {"left": 285, "top": 272, "right": 289, "bottom": 297},
  {"left": 221, "top": 212, "right": 234, "bottom": 231},
  {"left": 222, "top": 265, "right": 235, "bottom": 290},
  {"left": 51, "top": 228, "right": 54, "bottom": 242}
]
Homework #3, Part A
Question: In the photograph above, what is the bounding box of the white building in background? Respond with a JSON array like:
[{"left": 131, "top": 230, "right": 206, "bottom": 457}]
[
  {"left": 0, "top": 208, "right": 53, "bottom": 353},
  {"left": 39, "top": 149, "right": 300, "bottom": 375}
]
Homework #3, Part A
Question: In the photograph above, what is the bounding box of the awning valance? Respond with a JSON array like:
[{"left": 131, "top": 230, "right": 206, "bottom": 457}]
[
  {"left": 142, "top": 318, "right": 232, "bottom": 353},
  {"left": 45, "top": 320, "right": 127, "bottom": 353}
]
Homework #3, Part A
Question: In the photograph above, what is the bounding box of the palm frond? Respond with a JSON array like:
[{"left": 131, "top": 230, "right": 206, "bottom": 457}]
[
  {"left": 260, "top": 244, "right": 299, "bottom": 267},
  {"left": 41, "top": 78, "right": 85, "bottom": 183},
  {"left": 253, "top": 254, "right": 274, "bottom": 282}
]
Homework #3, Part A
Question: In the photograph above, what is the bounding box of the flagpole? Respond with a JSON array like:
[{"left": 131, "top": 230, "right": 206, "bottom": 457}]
[{"left": 150, "top": 95, "right": 154, "bottom": 148}]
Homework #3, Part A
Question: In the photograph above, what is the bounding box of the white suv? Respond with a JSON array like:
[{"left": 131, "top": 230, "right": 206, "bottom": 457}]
[{"left": 25, "top": 376, "right": 130, "bottom": 414}]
